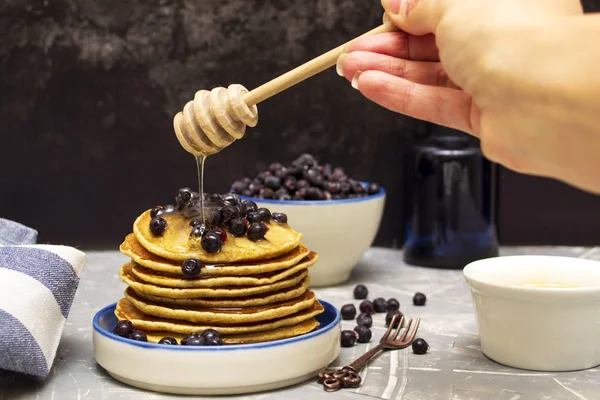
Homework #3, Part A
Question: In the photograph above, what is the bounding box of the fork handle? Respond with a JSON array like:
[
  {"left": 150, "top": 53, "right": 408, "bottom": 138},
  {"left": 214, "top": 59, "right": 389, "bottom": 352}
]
[
  {"left": 317, "top": 342, "right": 385, "bottom": 391},
  {"left": 349, "top": 342, "right": 386, "bottom": 371}
]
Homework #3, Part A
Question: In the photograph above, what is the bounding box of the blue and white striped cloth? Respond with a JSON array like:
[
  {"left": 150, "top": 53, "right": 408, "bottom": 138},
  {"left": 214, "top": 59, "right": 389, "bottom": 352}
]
[{"left": 0, "top": 218, "right": 85, "bottom": 378}]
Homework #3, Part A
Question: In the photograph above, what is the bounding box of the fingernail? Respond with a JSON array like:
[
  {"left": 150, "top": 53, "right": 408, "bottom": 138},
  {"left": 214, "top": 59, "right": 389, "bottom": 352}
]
[
  {"left": 382, "top": 12, "right": 391, "bottom": 24},
  {"left": 336, "top": 54, "right": 347, "bottom": 77},
  {"left": 351, "top": 71, "right": 362, "bottom": 90},
  {"left": 381, "top": 0, "right": 401, "bottom": 14}
]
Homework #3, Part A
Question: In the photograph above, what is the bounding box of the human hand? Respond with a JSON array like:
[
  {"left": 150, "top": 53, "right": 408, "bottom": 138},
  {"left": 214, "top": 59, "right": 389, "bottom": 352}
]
[{"left": 338, "top": 0, "right": 597, "bottom": 190}]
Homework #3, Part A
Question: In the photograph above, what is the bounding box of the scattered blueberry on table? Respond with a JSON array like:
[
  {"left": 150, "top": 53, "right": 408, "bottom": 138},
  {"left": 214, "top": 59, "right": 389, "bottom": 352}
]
[
  {"left": 359, "top": 300, "right": 375, "bottom": 315},
  {"left": 230, "top": 153, "right": 381, "bottom": 201},
  {"left": 356, "top": 312, "right": 373, "bottom": 328},
  {"left": 341, "top": 330, "right": 357, "bottom": 347},
  {"left": 413, "top": 292, "right": 427, "bottom": 306},
  {"left": 353, "top": 284, "right": 368, "bottom": 300},
  {"left": 412, "top": 338, "right": 429, "bottom": 354},
  {"left": 386, "top": 298, "right": 400, "bottom": 311},
  {"left": 353, "top": 325, "right": 372, "bottom": 343},
  {"left": 341, "top": 304, "right": 357, "bottom": 320},
  {"left": 373, "top": 298, "right": 387, "bottom": 313}
]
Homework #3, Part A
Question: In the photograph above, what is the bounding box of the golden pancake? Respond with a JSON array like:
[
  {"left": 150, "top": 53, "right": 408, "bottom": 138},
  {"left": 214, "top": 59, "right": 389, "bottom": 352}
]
[
  {"left": 124, "top": 287, "right": 318, "bottom": 324},
  {"left": 134, "top": 210, "right": 302, "bottom": 262},
  {"left": 119, "top": 263, "right": 308, "bottom": 298},
  {"left": 142, "top": 318, "right": 320, "bottom": 345},
  {"left": 133, "top": 277, "right": 310, "bottom": 308},
  {"left": 115, "top": 297, "right": 324, "bottom": 335},
  {"left": 121, "top": 233, "right": 311, "bottom": 276},
  {"left": 129, "top": 253, "right": 317, "bottom": 288}
]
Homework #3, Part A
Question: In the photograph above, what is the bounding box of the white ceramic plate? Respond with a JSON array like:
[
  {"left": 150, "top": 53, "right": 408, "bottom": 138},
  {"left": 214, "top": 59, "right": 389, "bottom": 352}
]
[{"left": 93, "top": 300, "right": 341, "bottom": 395}]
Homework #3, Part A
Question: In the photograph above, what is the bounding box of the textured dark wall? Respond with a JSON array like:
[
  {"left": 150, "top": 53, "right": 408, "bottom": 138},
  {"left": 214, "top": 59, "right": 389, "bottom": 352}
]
[{"left": 1, "top": 0, "right": 599, "bottom": 249}]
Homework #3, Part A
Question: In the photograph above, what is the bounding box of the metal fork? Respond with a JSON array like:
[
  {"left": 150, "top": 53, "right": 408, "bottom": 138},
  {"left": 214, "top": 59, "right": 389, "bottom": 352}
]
[{"left": 317, "top": 315, "right": 421, "bottom": 391}]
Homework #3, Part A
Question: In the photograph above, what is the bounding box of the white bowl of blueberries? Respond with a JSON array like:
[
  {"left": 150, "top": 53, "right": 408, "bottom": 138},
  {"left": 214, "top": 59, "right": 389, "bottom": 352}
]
[{"left": 231, "top": 153, "right": 385, "bottom": 287}]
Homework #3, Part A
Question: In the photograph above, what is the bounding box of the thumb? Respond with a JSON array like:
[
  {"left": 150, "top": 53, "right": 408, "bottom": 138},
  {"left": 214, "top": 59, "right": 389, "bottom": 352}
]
[{"left": 382, "top": 0, "right": 445, "bottom": 36}]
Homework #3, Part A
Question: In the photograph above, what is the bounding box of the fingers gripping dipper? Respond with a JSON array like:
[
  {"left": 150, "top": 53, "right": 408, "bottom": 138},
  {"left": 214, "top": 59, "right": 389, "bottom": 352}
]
[{"left": 173, "top": 19, "right": 398, "bottom": 156}]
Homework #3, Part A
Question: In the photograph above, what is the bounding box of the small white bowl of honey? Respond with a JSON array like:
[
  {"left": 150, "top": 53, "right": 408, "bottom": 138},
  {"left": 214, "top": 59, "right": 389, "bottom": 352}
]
[{"left": 463, "top": 255, "right": 600, "bottom": 372}]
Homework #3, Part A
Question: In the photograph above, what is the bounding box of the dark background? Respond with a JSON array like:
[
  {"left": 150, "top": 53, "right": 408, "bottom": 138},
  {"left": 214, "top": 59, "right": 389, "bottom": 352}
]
[{"left": 1, "top": 0, "right": 599, "bottom": 250}]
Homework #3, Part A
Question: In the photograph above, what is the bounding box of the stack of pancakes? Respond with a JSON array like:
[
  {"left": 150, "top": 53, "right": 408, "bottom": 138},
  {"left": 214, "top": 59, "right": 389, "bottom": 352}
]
[{"left": 115, "top": 209, "right": 324, "bottom": 344}]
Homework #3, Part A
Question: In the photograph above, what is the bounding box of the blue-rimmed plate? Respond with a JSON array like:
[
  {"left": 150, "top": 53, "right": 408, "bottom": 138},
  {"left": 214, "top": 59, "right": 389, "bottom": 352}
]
[{"left": 93, "top": 300, "right": 340, "bottom": 395}]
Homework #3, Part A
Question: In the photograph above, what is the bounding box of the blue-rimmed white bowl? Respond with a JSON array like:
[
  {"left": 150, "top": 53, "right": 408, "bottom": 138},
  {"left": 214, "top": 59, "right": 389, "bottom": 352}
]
[{"left": 93, "top": 300, "right": 341, "bottom": 395}]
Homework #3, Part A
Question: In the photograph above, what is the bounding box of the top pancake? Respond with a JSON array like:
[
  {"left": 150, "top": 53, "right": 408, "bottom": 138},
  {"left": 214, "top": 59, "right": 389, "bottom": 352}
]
[
  {"left": 134, "top": 210, "right": 303, "bottom": 262},
  {"left": 120, "top": 233, "right": 311, "bottom": 276}
]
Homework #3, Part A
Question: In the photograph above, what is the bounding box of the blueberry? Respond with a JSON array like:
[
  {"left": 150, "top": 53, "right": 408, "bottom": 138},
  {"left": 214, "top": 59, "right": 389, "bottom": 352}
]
[
  {"left": 229, "top": 217, "right": 247, "bottom": 237},
  {"left": 184, "top": 336, "right": 206, "bottom": 346},
  {"left": 149, "top": 217, "right": 167, "bottom": 236},
  {"left": 190, "top": 224, "right": 206, "bottom": 238},
  {"left": 246, "top": 211, "right": 261, "bottom": 224},
  {"left": 190, "top": 218, "right": 201, "bottom": 227},
  {"left": 201, "top": 231, "right": 223, "bottom": 253},
  {"left": 207, "top": 337, "right": 224, "bottom": 346},
  {"left": 222, "top": 193, "right": 241, "bottom": 206},
  {"left": 213, "top": 226, "right": 227, "bottom": 242},
  {"left": 413, "top": 292, "right": 427, "bottom": 306},
  {"left": 264, "top": 176, "right": 282, "bottom": 191},
  {"left": 269, "top": 162, "right": 284, "bottom": 173},
  {"left": 356, "top": 312, "right": 373, "bottom": 328},
  {"left": 294, "top": 153, "right": 317, "bottom": 168},
  {"left": 387, "top": 298, "right": 400, "bottom": 311},
  {"left": 287, "top": 165, "right": 304, "bottom": 178},
  {"left": 296, "top": 179, "right": 310, "bottom": 190},
  {"left": 256, "top": 171, "right": 271, "bottom": 182},
  {"left": 257, "top": 208, "right": 272, "bottom": 222},
  {"left": 306, "top": 168, "right": 324, "bottom": 187},
  {"left": 158, "top": 337, "right": 178, "bottom": 345},
  {"left": 305, "top": 187, "right": 321, "bottom": 200},
  {"left": 176, "top": 188, "right": 195, "bottom": 210},
  {"left": 353, "top": 284, "right": 368, "bottom": 299},
  {"left": 209, "top": 209, "right": 223, "bottom": 226},
  {"left": 283, "top": 177, "right": 297, "bottom": 191},
  {"left": 221, "top": 205, "right": 240, "bottom": 223},
  {"left": 368, "top": 183, "right": 380, "bottom": 195},
  {"left": 231, "top": 180, "right": 248, "bottom": 194},
  {"left": 320, "top": 163, "right": 333, "bottom": 176},
  {"left": 359, "top": 300, "right": 375, "bottom": 315},
  {"left": 241, "top": 188, "right": 253, "bottom": 197},
  {"left": 201, "top": 329, "right": 221, "bottom": 341},
  {"left": 412, "top": 338, "right": 429, "bottom": 354},
  {"left": 242, "top": 200, "right": 258, "bottom": 213},
  {"left": 275, "top": 168, "right": 289, "bottom": 179},
  {"left": 150, "top": 206, "right": 164, "bottom": 218},
  {"left": 278, "top": 193, "right": 292, "bottom": 200},
  {"left": 326, "top": 182, "right": 341, "bottom": 195},
  {"left": 248, "top": 182, "right": 263, "bottom": 195},
  {"left": 272, "top": 212, "right": 288, "bottom": 223},
  {"left": 354, "top": 184, "right": 366, "bottom": 195},
  {"left": 181, "top": 258, "right": 202, "bottom": 277},
  {"left": 181, "top": 332, "right": 199, "bottom": 345},
  {"left": 385, "top": 310, "right": 404, "bottom": 328},
  {"left": 113, "top": 320, "right": 134, "bottom": 337},
  {"left": 129, "top": 330, "right": 148, "bottom": 342},
  {"left": 247, "top": 222, "right": 267, "bottom": 241},
  {"left": 341, "top": 330, "right": 357, "bottom": 347},
  {"left": 275, "top": 188, "right": 288, "bottom": 199},
  {"left": 259, "top": 187, "right": 275, "bottom": 199},
  {"left": 353, "top": 325, "right": 372, "bottom": 343},
  {"left": 373, "top": 298, "right": 387, "bottom": 313},
  {"left": 340, "top": 304, "right": 356, "bottom": 320},
  {"left": 340, "top": 182, "right": 351, "bottom": 194}
]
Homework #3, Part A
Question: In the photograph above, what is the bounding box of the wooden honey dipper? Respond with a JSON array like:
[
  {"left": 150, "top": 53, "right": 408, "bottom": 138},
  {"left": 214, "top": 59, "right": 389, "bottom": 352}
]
[{"left": 174, "top": 20, "right": 398, "bottom": 156}]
